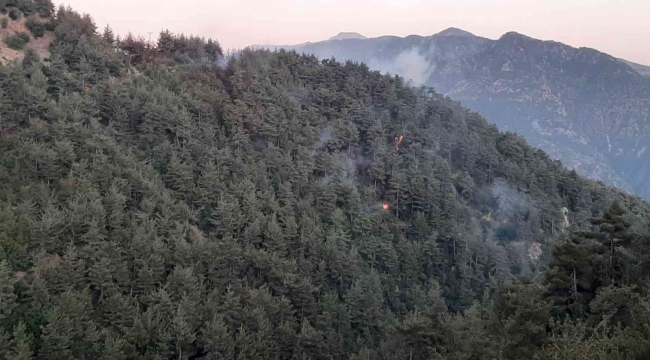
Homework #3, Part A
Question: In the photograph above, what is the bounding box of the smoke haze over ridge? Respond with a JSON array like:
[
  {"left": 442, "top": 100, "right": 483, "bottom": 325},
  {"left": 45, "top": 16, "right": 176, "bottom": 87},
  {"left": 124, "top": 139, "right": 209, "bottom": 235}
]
[{"left": 60, "top": 0, "right": 650, "bottom": 65}]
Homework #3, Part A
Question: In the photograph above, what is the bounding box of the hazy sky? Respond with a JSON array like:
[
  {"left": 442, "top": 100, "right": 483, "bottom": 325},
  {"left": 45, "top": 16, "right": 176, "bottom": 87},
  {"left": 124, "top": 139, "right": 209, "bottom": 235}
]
[{"left": 60, "top": 0, "right": 650, "bottom": 65}]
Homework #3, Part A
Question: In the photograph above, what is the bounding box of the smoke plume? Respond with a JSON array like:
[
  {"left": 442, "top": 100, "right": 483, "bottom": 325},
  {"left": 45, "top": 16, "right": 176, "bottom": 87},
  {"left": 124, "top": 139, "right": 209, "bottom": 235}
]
[
  {"left": 490, "top": 179, "right": 532, "bottom": 219},
  {"left": 369, "top": 47, "right": 435, "bottom": 86},
  {"left": 314, "top": 127, "right": 335, "bottom": 149}
]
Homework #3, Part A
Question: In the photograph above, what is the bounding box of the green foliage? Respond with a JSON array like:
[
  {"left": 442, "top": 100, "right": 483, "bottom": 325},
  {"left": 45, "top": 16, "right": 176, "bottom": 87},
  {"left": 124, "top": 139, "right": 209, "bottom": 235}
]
[
  {"left": 0, "top": 0, "right": 52, "bottom": 18},
  {"left": 545, "top": 201, "right": 639, "bottom": 317},
  {"left": 1, "top": 17, "right": 7, "bottom": 29},
  {"left": 7, "top": 6, "right": 20, "bottom": 20},
  {"left": 3, "top": 31, "right": 29, "bottom": 50},
  {"left": 286, "top": 27, "right": 650, "bottom": 201},
  {"left": 0, "top": 260, "right": 17, "bottom": 320},
  {"left": 25, "top": 18, "right": 45, "bottom": 37},
  {"left": 101, "top": 24, "right": 114, "bottom": 45},
  {"left": 119, "top": 28, "right": 223, "bottom": 65},
  {"left": 0, "top": 5, "right": 649, "bottom": 360},
  {"left": 34, "top": 0, "right": 54, "bottom": 18},
  {"left": 6, "top": 322, "right": 34, "bottom": 360}
]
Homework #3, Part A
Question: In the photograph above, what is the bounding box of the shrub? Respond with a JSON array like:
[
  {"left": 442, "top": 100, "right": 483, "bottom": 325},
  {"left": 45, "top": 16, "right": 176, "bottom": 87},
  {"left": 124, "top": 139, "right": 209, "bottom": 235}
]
[
  {"left": 174, "top": 52, "right": 192, "bottom": 64},
  {"left": 7, "top": 7, "right": 21, "bottom": 20},
  {"left": 3, "top": 31, "right": 30, "bottom": 50},
  {"left": 44, "top": 19, "right": 55, "bottom": 31},
  {"left": 16, "top": 0, "right": 36, "bottom": 16},
  {"left": 25, "top": 17, "right": 45, "bottom": 37},
  {"left": 34, "top": 0, "right": 55, "bottom": 18},
  {"left": 22, "top": 47, "right": 39, "bottom": 66},
  {"left": 1, "top": 18, "right": 7, "bottom": 29}
]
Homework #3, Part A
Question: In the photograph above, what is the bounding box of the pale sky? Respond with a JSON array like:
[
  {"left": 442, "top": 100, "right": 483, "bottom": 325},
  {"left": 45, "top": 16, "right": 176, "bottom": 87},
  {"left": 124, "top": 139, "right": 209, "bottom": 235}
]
[{"left": 60, "top": 0, "right": 650, "bottom": 65}]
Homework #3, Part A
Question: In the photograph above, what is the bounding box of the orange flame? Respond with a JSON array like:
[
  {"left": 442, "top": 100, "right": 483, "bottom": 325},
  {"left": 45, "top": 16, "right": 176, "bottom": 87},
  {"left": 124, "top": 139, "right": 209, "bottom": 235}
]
[
  {"left": 395, "top": 135, "right": 404, "bottom": 151},
  {"left": 395, "top": 135, "right": 404, "bottom": 144},
  {"left": 382, "top": 203, "right": 390, "bottom": 210}
]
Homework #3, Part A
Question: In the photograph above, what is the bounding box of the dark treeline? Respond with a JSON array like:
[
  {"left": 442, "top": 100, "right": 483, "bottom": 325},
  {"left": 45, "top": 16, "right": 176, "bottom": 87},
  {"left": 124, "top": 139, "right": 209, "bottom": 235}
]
[
  {"left": 0, "top": 0, "right": 54, "bottom": 18},
  {"left": 115, "top": 28, "right": 223, "bottom": 66},
  {"left": 2, "top": 2, "right": 650, "bottom": 359}
]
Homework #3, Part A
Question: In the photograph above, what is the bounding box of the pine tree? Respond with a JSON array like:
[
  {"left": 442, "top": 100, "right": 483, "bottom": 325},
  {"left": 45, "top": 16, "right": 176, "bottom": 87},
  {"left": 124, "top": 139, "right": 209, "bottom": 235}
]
[
  {"left": 545, "top": 233, "right": 603, "bottom": 317},
  {"left": 7, "top": 322, "right": 33, "bottom": 360},
  {"left": 588, "top": 201, "right": 634, "bottom": 285},
  {"left": 490, "top": 279, "right": 551, "bottom": 358},
  {"left": 295, "top": 318, "right": 324, "bottom": 359},
  {"left": 99, "top": 336, "right": 127, "bottom": 360},
  {"left": 264, "top": 214, "right": 287, "bottom": 256},
  {"left": 39, "top": 291, "right": 101, "bottom": 359},
  {"left": 202, "top": 315, "right": 235, "bottom": 360},
  {"left": 171, "top": 304, "right": 196, "bottom": 359},
  {"left": 346, "top": 270, "right": 386, "bottom": 346},
  {"left": 204, "top": 39, "right": 223, "bottom": 61},
  {"left": 35, "top": 0, "right": 56, "bottom": 17},
  {"left": 0, "top": 260, "right": 17, "bottom": 321},
  {"left": 102, "top": 25, "right": 115, "bottom": 45},
  {"left": 545, "top": 202, "right": 636, "bottom": 317}
]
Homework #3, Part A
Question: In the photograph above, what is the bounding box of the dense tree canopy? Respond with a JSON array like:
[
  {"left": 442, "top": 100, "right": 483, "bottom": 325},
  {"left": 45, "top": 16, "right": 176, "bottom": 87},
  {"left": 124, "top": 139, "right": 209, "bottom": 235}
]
[{"left": 2, "top": 3, "right": 650, "bottom": 359}]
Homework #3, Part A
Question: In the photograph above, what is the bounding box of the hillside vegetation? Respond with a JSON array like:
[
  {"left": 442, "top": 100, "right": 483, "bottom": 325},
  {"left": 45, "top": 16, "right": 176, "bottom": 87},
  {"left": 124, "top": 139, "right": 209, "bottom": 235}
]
[
  {"left": 2, "top": 2, "right": 650, "bottom": 359},
  {"left": 271, "top": 29, "right": 650, "bottom": 200},
  {"left": 0, "top": 0, "right": 55, "bottom": 64}
]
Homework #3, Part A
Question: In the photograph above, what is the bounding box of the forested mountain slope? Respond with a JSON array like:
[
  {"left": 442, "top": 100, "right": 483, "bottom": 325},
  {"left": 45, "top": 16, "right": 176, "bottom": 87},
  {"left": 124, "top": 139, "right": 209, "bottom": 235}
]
[
  {"left": 2, "top": 3, "right": 650, "bottom": 359},
  {"left": 262, "top": 28, "right": 650, "bottom": 200},
  {"left": 620, "top": 59, "right": 650, "bottom": 77}
]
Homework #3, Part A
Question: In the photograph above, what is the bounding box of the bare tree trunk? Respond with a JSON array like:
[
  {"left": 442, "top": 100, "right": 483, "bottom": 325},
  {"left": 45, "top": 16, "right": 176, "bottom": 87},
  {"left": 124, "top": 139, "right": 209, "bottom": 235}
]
[
  {"left": 572, "top": 268, "right": 578, "bottom": 299},
  {"left": 453, "top": 238, "right": 456, "bottom": 257},
  {"left": 396, "top": 181, "right": 400, "bottom": 218},
  {"left": 610, "top": 238, "right": 614, "bottom": 282}
]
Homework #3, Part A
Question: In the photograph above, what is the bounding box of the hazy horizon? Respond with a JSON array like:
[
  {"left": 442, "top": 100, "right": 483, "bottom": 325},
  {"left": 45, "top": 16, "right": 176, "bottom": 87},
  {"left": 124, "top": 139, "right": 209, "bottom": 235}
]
[{"left": 60, "top": 0, "right": 650, "bottom": 65}]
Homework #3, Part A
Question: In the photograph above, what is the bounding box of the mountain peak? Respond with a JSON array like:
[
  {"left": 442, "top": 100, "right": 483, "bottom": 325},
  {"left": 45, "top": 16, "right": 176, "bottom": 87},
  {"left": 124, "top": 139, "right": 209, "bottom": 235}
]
[
  {"left": 499, "top": 31, "right": 533, "bottom": 41},
  {"left": 435, "top": 27, "right": 476, "bottom": 38},
  {"left": 329, "top": 32, "right": 367, "bottom": 41}
]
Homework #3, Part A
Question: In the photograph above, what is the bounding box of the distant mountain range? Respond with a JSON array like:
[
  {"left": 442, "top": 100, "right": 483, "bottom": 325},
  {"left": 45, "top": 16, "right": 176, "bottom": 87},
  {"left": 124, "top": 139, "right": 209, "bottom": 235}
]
[{"left": 254, "top": 29, "right": 650, "bottom": 199}]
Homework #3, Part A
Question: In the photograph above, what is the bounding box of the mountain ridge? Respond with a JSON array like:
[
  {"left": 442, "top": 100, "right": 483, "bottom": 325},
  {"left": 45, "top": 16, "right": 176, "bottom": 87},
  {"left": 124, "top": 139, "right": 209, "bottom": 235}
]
[
  {"left": 619, "top": 58, "right": 650, "bottom": 76},
  {"left": 329, "top": 31, "right": 366, "bottom": 40},
  {"left": 272, "top": 28, "right": 650, "bottom": 68},
  {"left": 256, "top": 28, "right": 650, "bottom": 199},
  {"left": 3, "top": 2, "right": 650, "bottom": 358}
]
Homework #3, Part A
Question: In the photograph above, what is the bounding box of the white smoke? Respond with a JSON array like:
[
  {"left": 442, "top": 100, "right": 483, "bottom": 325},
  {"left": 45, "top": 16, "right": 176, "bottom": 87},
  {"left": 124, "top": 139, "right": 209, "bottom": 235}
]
[
  {"left": 216, "top": 56, "right": 228, "bottom": 69},
  {"left": 369, "top": 47, "right": 435, "bottom": 86},
  {"left": 313, "top": 127, "right": 335, "bottom": 149},
  {"left": 490, "top": 179, "right": 531, "bottom": 219}
]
